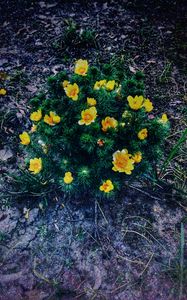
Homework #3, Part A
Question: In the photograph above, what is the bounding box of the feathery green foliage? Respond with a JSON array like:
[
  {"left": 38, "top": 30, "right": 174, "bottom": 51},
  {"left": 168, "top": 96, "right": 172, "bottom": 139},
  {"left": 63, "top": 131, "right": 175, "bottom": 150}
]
[{"left": 17, "top": 59, "right": 170, "bottom": 201}]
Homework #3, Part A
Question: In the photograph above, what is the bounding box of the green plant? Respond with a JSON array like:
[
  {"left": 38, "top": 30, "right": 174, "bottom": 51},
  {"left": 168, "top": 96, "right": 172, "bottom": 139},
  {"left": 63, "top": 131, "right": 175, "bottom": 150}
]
[
  {"left": 157, "top": 60, "right": 172, "bottom": 84},
  {"left": 15, "top": 59, "right": 169, "bottom": 201},
  {"left": 52, "top": 20, "right": 98, "bottom": 54},
  {"left": 160, "top": 128, "right": 187, "bottom": 175},
  {"left": 0, "top": 231, "right": 7, "bottom": 242},
  {"left": 159, "top": 127, "right": 187, "bottom": 204},
  {"left": 164, "top": 223, "right": 187, "bottom": 300}
]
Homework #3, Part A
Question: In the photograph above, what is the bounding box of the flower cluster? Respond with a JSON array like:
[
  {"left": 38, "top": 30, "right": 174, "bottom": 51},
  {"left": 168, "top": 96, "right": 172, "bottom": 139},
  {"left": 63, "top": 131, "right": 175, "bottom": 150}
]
[
  {"left": 94, "top": 79, "right": 116, "bottom": 91},
  {"left": 127, "top": 95, "right": 153, "bottom": 112},
  {"left": 44, "top": 112, "right": 61, "bottom": 126},
  {"left": 19, "top": 109, "right": 61, "bottom": 178},
  {"left": 19, "top": 59, "right": 169, "bottom": 199}
]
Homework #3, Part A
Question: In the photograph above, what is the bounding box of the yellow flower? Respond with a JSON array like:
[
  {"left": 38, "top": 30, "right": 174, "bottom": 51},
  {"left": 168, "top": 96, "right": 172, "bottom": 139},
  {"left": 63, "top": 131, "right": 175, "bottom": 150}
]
[
  {"left": 62, "top": 80, "right": 69, "bottom": 88},
  {"left": 29, "top": 158, "right": 42, "bottom": 174},
  {"left": 64, "top": 172, "right": 73, "bottom": 184},
  {"left": 74, "top": 59, "right": 88, "bottom": 76},
  {"left": 138, "top": 128, "right": 148, "bottom": 140},
  {"left": 132, "top": 152, "right": 142, "bottom": 163},
  {"left": 143, "top": 98, "right": 153, "bottom": 112},
  {"left": 30, "top": 124, "right": 37, "bottom": 132},
  {"left": 87, "top": 97, "right": 97, "bottom": 106},
  {"left": 100, "top": 179, "right": 114, "bottom": 193},
  {"left": 64, "top": 83, "right": 79, "bottom": 101},
  {"left": 44, "top": 111, "right": 61, "bottom": 126},
  {"left": 127, "top": 95, "right": 144, "bottom": 110},
  {"left": 94, "top": 80, "right": 106, "bottom": 90},
  {"left": 19, "top": 131, "right": 31, "bottom": 145},
  {"left": 112, "top": 149, "right": 134, "bottom": 174},
  {"left": 78, "top": 107, "right": 97, "bottom": 125},
  {"left": 159, "top": 113, "right": 168, "bottom": 124},
  {"left": 101, "top": 116, "right": 118, "bottom": 132},
  {"left": 105, "top": 80, "right": 115, "bottom": 91},
  {"left": 30, "top": 109, "right": 42, "bottom": 122},
  {"left": 0, "top": 88, "right": 7, "bottom": 95}
]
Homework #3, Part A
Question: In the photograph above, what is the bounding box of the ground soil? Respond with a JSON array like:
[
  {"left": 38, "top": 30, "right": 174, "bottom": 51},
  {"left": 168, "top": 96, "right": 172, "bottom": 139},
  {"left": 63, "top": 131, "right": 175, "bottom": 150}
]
[{"left": 0, "top": 1, "right": 187, "bottom": 299}]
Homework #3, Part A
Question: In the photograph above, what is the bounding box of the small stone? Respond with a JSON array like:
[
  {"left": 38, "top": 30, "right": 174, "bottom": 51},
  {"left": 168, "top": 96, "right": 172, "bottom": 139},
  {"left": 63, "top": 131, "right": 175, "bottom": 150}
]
[
  {"left": 0, "top": 208, "right": 20, "bottom": 235},
  {"left": 27, "top": 208, "right": 39, "bottom": 225},
  {"left": 0, "top": 148, "right": 13, "bottom": 161},
  {"left": 0, "top": 59, "right": 8, "bottom": 66}
]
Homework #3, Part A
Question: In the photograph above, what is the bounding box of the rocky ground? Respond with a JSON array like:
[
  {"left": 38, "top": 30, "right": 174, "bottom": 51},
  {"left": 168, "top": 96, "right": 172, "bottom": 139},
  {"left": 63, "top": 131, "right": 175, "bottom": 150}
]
[
  {"left": 0, "top": 191, "right": 186, "bottom": 300},
  {"left": 0, "top": 1, "right": 187, "bottom": 299}
]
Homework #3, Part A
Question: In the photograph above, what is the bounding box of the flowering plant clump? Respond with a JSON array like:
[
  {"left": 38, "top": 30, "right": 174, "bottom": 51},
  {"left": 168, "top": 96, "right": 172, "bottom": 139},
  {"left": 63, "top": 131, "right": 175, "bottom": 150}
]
[{"left": 18, "top": 59, "right": 169, "bottom": 200}]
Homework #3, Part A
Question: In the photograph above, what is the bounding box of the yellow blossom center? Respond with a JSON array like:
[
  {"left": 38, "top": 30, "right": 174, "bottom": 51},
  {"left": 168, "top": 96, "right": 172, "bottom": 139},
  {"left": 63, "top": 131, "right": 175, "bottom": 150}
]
[
  {"left": 84, "top": 113, "right": 92, "bottom": 121},
  {"left": 70, "top": 88, "right": 77, "bottom": 97}
]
